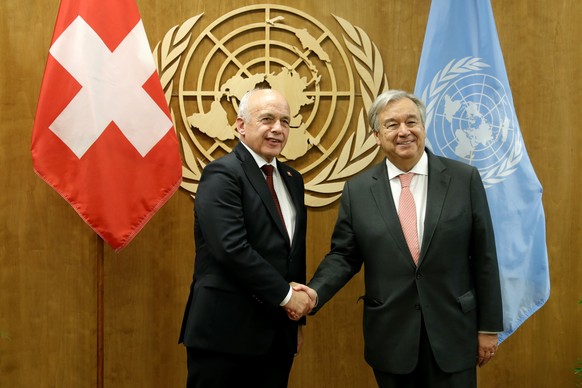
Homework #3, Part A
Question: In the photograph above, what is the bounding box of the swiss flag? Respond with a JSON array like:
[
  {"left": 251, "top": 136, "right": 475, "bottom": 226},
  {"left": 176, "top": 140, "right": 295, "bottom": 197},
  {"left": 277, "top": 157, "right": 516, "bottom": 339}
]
[{"left": 31, "top": 0, "right": 182, "bottom": 251}]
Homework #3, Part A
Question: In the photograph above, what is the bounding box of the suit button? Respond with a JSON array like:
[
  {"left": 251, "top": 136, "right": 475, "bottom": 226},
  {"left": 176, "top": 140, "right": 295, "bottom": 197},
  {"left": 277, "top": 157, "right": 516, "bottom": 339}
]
[
  {"left": 416, "top": 273, "right": 423, "bottom": 279},
  {"left": 414, "top": 304, "right": 421, "bottom": 310}
]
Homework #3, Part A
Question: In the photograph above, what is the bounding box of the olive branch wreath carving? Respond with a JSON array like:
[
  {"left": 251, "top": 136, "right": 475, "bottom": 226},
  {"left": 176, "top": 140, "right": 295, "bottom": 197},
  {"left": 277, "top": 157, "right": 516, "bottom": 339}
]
[
  {"left": 301, "top": 15, "right": 387, "bottom": 206},
  {"left": 153, "top": 14, "right": 204, "bottom": 194}
]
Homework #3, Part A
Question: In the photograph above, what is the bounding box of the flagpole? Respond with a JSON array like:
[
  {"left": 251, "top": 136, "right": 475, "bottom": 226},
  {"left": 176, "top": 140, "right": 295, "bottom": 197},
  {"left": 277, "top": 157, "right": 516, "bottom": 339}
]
[{"left": 96, "top": 241, "right": 104, "bottom": 388}]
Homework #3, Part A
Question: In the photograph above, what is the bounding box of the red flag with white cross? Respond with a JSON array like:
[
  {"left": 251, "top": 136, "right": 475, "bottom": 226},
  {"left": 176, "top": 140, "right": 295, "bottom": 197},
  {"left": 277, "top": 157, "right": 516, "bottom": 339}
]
[{"left": 31, "top": 0, "right": 182, "bottom": 251}]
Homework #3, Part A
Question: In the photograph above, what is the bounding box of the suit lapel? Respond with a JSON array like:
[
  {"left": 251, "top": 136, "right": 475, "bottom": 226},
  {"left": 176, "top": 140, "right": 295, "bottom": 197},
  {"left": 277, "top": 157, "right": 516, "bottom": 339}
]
[
  {"left": 419, "top": 151, "right": 450, "bottom": 266},
  {"left": 234, "top": 143, "right": 291, "bottom": 246},
  {"left": 369, "top": 162, "right": 416, "bottom": 267}
]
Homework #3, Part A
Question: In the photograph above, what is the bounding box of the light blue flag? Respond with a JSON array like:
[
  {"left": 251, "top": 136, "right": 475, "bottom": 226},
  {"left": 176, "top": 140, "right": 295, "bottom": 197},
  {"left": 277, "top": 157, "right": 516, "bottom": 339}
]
[{"left": 414, "top": 0, "right": 550, "bottom": 343}]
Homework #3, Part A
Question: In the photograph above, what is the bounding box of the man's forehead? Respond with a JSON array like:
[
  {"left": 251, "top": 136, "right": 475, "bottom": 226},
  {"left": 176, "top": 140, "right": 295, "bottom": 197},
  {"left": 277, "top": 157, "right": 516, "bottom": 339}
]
[
  {"left": 251, "top": 103, "right": 290, "bottom": 116},
  {"left": 383, "top": 100, "right": 420, "bottom": 117},
  {"left": 383, "top": 111, "right": 421, "bottom": 122}
]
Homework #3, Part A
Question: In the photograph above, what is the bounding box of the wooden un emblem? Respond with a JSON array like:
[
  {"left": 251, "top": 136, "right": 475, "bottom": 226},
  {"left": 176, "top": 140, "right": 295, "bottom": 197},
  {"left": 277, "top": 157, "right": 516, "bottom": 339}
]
[{"left": 154, "top": 4, "right": 389, "bottom": 207}]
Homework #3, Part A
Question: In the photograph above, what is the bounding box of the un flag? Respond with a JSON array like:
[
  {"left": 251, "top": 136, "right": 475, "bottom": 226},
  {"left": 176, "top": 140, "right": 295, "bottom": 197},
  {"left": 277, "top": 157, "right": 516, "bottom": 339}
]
[{"left": 414, "top": 0, "right": 550, "bottom": 343}]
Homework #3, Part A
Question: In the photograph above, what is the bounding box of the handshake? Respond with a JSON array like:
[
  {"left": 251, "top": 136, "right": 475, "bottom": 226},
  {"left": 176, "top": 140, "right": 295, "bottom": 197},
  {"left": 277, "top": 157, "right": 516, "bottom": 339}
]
[{"left": 283, "top": 282, "right": 318, "bottom": 321}]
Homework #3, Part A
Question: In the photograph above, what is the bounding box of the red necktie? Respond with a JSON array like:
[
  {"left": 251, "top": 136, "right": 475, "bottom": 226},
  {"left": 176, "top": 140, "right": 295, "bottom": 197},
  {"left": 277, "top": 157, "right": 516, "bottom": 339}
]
[
  {"left": 398, "top": 173, "right": 419, "bottom": 265},
  {"left": 261, "top": 165, "right": 286, "bottom": 228}
]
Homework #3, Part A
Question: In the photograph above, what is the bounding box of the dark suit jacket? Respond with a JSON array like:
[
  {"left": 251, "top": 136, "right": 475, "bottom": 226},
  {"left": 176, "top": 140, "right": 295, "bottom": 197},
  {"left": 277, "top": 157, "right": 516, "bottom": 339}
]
[
  {"left": 309, "top": 149, "right": 503, "bottom": 374},
  {"left": 179, "top": 142, "right": 307, "bottom": 355}
]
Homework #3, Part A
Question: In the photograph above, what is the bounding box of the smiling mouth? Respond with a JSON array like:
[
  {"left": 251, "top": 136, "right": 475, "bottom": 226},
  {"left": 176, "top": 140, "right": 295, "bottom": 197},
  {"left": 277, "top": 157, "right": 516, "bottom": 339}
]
[{"left": 399, "top": 140, "right": 414, "bottom": 146}]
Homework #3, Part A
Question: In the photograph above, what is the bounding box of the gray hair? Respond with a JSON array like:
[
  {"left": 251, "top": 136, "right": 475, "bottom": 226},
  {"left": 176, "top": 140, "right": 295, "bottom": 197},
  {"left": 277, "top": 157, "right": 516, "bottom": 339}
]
[{"left": 368, "top": 90, "right": 427, "bottom": 133}]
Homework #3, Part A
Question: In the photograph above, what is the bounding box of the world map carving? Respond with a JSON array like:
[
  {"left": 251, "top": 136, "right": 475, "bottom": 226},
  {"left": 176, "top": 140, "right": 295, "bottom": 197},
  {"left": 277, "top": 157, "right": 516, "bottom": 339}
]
[
  {"left": 153, "top": 5, "right": 389, "bottom": 206},
  {"left": 188, "top": 67, "right": 317, "bottom": 160}
]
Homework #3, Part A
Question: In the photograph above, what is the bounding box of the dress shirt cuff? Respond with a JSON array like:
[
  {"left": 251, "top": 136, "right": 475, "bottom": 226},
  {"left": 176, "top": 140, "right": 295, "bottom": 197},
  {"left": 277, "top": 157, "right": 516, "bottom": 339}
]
[{"left": 279, "top": 286, "right": 292, "bottom": 306}]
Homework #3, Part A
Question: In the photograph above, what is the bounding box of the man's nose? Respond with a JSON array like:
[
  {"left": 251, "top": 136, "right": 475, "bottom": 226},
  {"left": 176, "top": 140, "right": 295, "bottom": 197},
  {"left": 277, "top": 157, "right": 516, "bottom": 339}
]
[
  {"left": 397, "top": 123, "right": 412, "bottom": 134},
  {"left": 271, "top": 119, "right": 285, "bottom": 132}
]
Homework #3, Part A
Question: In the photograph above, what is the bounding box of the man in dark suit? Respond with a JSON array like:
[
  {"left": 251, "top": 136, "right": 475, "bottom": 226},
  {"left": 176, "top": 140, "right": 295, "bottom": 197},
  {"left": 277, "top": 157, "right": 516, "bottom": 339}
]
[
  {"left": 179, "top": 88, "right": 314, "bottom": 388},
  {"left": 296, "top": 90, "right": 503, "bottom": 387}
]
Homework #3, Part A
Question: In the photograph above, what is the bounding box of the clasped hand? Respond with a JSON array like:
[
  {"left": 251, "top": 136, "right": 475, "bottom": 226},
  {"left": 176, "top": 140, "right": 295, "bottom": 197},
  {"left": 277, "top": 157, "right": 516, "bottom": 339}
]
[{"left": 283, "top": 282, "right": 317, "bottom": 321}]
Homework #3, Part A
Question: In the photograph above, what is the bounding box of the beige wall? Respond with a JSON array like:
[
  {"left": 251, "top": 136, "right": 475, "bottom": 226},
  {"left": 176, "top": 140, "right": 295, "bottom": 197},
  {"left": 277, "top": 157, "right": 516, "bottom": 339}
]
[{"left": 1, "top": 1, "right": 580, "bottom": 387}]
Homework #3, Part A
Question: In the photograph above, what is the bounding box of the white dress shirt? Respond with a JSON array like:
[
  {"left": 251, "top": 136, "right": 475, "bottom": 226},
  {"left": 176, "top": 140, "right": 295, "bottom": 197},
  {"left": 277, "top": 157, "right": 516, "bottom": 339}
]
[{"left": 385, "top": 152, "right": 429, "bottom": 246}]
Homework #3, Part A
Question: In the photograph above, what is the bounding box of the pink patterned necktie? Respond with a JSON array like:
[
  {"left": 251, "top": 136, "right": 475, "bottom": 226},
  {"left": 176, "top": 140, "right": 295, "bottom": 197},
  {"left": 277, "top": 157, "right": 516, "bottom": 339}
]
[
  {"left": 398, "top": 173, "right": 419, "bottom": 265},
  {"left": 261, "top": 165, "right": 286, "bottom": 228}
]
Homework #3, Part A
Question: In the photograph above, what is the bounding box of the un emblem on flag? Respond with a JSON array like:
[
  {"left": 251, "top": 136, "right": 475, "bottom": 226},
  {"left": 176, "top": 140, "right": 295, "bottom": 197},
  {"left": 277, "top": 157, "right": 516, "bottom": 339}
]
[
  {"left": 421, "top": 57, "right": 523, "bottom": 187},
  {"left": 153, "top": 5, "right": 389, "bottom": 207}
]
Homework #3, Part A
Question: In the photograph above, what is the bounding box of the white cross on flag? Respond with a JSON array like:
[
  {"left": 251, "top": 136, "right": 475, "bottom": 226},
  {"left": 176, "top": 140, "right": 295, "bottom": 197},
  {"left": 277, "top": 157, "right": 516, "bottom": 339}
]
[{"left": 32, "top": 0, "right": 182, "bottom": 251}]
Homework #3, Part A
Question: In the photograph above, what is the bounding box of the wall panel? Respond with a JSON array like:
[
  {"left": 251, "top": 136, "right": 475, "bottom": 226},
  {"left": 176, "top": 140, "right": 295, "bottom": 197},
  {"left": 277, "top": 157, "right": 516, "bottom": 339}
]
[{"left": 0, "top": 1, "right": 580, "bottom": 387}]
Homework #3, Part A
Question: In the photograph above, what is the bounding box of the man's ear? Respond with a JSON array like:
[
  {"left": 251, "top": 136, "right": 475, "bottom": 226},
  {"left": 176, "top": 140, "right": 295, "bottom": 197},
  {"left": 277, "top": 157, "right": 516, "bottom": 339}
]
[
  {"left": 373, "top": 130, "right": 381, "bottom": 146},
  {"left": 236, "top": 117, "right": 245, "bottom": 136}
]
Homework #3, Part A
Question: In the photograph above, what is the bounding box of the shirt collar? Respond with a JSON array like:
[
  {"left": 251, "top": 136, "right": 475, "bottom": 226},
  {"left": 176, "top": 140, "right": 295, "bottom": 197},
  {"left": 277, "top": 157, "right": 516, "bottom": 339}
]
[
  {"left": 240, "top": 141, "right": 278, "bottom": 170},
  {"left": 385, "top": 151, "right": 428, "bottom": 180}
]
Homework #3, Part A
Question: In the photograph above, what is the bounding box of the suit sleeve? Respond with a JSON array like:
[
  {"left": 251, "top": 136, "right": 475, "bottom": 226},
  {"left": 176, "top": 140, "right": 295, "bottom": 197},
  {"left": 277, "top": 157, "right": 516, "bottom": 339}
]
[
  {"left": 469, "top": 167, "right": 504, "bottom": 332},
  {"left": 308, "top": 181, "right": 364, "bottom": 311}
]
